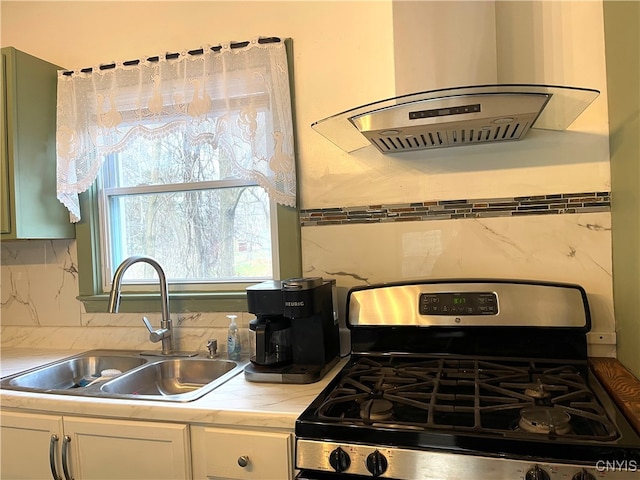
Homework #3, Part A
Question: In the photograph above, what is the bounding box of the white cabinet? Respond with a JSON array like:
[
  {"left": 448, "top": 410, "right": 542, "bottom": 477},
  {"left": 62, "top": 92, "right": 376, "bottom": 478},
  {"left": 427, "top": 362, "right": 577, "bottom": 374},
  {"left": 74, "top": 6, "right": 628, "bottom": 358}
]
[
  {"left": 0, "top": 411, "right": 64, "bottom": 480},
  {"left": 63, "top": 416, "right": 191, "bottom": 480},
  {"left": 0, "top": 410, "right": 191, "bottom": 480},
  {"left": 191, "top": 425, "right": 293, "bottom": 480}
]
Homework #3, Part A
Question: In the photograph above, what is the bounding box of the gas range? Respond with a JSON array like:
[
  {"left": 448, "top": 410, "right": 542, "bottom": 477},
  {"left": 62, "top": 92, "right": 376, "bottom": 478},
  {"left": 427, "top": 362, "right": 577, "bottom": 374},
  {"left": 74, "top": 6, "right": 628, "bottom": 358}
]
[{"left": 295, "top": 280, "right": 640, "bottom": 479}]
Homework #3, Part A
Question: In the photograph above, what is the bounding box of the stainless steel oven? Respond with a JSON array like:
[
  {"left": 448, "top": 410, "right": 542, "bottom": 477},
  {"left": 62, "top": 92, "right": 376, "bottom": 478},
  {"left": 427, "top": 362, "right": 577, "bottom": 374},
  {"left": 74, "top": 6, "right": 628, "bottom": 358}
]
[{"left": 294, "top": 280, "right": 640, "bottom": 479}]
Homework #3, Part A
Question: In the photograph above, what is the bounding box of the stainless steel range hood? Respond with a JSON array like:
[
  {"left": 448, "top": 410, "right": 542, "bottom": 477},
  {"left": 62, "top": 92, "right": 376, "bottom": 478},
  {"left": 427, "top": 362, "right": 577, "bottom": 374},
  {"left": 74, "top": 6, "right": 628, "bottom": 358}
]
[{"left": 311, "top": 84, "right": 599, "bottom": 154}]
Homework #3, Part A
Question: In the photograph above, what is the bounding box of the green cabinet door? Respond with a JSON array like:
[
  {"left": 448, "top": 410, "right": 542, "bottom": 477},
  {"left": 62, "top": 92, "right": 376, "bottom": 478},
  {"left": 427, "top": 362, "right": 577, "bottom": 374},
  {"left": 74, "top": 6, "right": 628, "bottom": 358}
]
[
  {"left": 1, "top": 51, "right": 11, "bottom": 234},
  {"left": 1, "top": 47, "right": 75, "bottom": 240}
]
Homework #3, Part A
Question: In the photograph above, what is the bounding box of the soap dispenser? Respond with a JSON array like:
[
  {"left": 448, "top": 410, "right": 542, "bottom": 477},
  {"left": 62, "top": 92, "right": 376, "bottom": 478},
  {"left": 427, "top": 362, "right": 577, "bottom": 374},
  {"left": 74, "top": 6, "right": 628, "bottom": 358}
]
[{"left": 227, "top": 314, "right": 241, "bottom": 361}]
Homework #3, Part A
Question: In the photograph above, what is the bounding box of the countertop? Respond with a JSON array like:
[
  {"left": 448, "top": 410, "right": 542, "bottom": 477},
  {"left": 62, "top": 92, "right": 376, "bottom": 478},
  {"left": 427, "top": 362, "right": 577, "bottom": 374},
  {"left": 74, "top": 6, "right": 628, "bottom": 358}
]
[
  {"left": 590, "top": 357, "right": 640, "bottom": 435},
  {"left": 3, "top": 349, "right": 639, "bottom": 436},
  {"left": 0, "top": 347, "right": 347, "bottom": 430}
]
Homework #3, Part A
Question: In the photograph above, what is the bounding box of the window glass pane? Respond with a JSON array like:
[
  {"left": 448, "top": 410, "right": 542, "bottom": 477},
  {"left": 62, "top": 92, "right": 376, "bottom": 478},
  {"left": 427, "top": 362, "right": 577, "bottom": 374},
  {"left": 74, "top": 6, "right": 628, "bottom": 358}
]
[
  {"left": 107, "top": 186, "right": 272, "bottom": 282},
  {"left": 108, "top": 116, "right": 266, "bottom": 187}
]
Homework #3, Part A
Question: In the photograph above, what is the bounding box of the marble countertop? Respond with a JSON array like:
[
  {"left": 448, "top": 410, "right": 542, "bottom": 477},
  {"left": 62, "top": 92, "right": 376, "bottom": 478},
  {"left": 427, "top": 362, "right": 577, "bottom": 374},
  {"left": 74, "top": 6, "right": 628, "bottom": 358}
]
[
  {"left": 0, "top": 347, "right": 347, "bottom": 430},
  {"left": 9, "top": 348, "right": 636, "bottom": 437}
]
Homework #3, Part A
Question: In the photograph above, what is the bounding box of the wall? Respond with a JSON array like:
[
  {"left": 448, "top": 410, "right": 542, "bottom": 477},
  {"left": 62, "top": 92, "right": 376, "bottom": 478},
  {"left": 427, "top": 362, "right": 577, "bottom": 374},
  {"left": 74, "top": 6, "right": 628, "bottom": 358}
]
[
  {"left": 305, "top": 0, "right": 610, "bottom": 208},
  {"left": 604, "top": 1, "right": 640, "bottom": 378},
  {"left": 0, "top": 0, "right": 396, "bottom": 353},
  {"left": 0, "top": 1, "right": 618, "bottom": 359},
  {"left": 301, "top": 0, "right": 614, "bottom": 355}
]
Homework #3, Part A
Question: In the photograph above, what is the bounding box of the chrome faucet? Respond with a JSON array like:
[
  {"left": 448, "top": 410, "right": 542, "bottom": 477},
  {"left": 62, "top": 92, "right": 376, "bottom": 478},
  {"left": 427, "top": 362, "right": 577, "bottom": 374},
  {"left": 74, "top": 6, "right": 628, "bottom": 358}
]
[{"left": 107, "top": 255, "right": 174, "bottom": 355}]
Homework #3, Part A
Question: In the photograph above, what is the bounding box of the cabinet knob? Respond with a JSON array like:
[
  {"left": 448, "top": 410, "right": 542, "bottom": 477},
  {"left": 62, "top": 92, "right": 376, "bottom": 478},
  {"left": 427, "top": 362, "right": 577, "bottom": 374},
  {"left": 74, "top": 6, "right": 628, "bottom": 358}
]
[{"left": 237, "top": 455, "right": 249, "bottom": 468}]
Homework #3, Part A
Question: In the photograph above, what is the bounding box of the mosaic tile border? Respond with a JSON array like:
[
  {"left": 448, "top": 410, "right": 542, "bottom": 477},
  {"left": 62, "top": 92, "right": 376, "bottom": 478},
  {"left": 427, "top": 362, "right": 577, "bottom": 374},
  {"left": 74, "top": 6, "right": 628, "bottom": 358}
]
[{"left": 300, "top": 191, "right": 611, "bottom": 226}]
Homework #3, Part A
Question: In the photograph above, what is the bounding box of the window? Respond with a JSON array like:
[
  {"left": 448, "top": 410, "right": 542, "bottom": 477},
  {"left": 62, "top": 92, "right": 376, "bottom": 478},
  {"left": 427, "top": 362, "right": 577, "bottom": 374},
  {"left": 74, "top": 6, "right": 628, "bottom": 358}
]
[
  {"left": 76, "top": 186, "right": 300, "bottom": 313},
  {"left": 62, "top": 39, "right": 301, "bottom": 313},
  {"left": 98, "top": 117, "right": 276, "bottom": 289}
]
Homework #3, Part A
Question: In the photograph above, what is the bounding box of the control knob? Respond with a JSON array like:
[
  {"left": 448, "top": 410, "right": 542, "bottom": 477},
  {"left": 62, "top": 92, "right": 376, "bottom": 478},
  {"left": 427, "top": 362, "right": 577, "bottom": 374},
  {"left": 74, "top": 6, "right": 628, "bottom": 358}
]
[
  {"left": 366, "top": 450, "right": 388, "bottom": 477},
  {"left": 329, "top": 447, "right": 351, "bottom": 473},
  {"left": 525, "top": 465, "right": 551, "bottom": 480},
  {"left": 572, "top": 470, "right": 596, "bottom": 480}
]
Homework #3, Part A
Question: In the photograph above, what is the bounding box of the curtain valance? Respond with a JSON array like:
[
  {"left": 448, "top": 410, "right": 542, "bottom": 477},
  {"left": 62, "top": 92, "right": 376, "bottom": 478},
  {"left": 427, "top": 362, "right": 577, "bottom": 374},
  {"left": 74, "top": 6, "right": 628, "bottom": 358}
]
[{"left": 56, "top": 37, "right": 296, "bottom": 222}]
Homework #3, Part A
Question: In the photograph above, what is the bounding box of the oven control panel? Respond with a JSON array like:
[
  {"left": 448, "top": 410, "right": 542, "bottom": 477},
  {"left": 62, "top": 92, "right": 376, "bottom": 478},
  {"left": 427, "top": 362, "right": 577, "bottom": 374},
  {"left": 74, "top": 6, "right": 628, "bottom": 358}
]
[
  {"left": 297, "top": 439, "right": 639, "bottom": 479},
  {"left": 419, "top": 292, "right": 498, "bottom": 315},
  {"left": 348, "top": 281, "right": 589, "bottom": 327}
]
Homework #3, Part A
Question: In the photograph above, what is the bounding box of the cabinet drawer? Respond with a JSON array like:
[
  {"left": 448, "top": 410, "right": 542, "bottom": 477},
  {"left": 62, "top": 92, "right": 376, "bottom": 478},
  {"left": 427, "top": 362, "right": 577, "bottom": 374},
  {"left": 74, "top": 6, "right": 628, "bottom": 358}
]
[{"left": 192, "top": 426, "right": 293, "bottom": 480}]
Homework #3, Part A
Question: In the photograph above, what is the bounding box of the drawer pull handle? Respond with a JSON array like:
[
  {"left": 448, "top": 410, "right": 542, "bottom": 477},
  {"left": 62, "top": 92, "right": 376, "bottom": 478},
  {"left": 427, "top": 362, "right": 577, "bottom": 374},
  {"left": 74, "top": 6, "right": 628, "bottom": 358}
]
[
  {"left": 49, "top": 434, "right": 62, "bottom": 480},
  {"left": 62, "top": 435, "right": 75, "bottom": 480},
  {"left": 237, "top": 455, "right": 249, "bottom": 468}
]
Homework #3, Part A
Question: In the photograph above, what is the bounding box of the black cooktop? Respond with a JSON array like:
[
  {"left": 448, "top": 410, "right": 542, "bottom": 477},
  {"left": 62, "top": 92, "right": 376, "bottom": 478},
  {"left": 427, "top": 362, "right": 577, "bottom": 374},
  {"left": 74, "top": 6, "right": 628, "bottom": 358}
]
[{"left": 296, "top": 353, "right": 640, "bottom": 464}]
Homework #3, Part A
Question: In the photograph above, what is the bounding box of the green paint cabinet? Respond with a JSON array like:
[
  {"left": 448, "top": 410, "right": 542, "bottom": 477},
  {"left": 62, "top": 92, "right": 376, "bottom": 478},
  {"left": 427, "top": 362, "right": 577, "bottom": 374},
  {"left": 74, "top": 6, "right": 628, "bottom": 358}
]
[{"left": 1, "top": 47, "right": 75, "bottom": 240}]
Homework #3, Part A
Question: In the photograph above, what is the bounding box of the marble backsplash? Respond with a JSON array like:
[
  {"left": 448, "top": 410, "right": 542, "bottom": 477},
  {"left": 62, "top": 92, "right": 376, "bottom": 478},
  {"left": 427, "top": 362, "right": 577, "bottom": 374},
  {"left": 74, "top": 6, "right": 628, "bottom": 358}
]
[
  {"left": 1, "top": 207, "right": 615, "bottom": 358},
  {"left": 2, "top": 240, "right": 80, "bottom": 328},
  {"left": 0, "top": 312, "right": 252, "bottom": 356},
  {"left": 0, "top": 240, "right": 251, "bottom": 353},
  {"left": 301, "top": 210, "right": 615, "bottom": 358}
]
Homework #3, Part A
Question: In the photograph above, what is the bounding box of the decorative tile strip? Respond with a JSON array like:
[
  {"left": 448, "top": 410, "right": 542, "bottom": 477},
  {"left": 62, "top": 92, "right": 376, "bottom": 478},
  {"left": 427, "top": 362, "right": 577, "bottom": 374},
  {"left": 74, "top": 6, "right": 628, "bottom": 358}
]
[{"left": 299, "top": 191, "right": 611, "bottom": 226}]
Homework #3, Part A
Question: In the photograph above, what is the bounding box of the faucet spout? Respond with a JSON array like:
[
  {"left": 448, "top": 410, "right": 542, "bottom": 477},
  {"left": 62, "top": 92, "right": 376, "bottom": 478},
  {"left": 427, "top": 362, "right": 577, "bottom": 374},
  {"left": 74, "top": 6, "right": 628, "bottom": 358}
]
[{"left": 107, "top": 255, "right": 173, "bottom": 355}]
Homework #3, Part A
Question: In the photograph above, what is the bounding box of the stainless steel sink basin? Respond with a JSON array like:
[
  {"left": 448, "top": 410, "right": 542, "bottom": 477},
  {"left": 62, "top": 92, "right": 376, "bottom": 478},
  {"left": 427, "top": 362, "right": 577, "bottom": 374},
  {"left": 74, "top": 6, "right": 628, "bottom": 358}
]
[
  {"left": 100, "top": 358, "right": 241, "bottom": 402},
  {"left": 0, "top": 349, "right": 247, "bottom": 402},
  {"left": 2, "top": 350, "right": 148, "bottom": 391}
]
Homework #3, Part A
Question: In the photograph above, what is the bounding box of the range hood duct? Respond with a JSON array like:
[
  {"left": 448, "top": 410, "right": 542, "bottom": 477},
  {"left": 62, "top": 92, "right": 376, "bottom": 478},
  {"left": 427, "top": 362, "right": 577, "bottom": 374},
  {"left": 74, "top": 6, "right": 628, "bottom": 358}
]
[{"left": 311, "top": 84, "right": 599, "bottom": 154}]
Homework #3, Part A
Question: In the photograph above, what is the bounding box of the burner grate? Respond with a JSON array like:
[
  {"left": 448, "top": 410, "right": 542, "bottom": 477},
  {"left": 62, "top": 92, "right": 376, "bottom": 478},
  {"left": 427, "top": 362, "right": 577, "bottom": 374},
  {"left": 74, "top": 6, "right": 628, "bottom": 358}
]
[{"left": 316, "top": 356, "right": 619, "bottom": 441}]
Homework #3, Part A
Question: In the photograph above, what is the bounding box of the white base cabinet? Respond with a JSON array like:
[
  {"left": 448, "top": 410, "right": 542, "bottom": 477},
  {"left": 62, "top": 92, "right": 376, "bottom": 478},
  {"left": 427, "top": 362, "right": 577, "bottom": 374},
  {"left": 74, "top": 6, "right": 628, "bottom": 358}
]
[
  {"left": 1, "top": 410, "right": 191, "bottom": 480},
  {"left": 191, "top": 425, "right": 293, "bottom": 480},
  {"left": 0, "top": 411, "right": 64, "bottom": 480}
]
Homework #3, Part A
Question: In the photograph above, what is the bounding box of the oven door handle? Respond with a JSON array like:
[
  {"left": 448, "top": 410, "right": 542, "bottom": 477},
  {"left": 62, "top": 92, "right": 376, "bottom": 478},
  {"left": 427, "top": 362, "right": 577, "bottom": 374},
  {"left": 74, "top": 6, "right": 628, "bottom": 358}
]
[{"left": 296, "top": 471, "right": 353, "bottom": 480}]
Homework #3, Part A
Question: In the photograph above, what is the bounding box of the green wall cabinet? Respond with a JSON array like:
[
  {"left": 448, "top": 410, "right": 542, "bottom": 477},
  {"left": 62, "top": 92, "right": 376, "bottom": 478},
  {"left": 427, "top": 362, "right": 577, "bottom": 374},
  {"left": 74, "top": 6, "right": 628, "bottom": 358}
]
[{"left": 1, "top": 47, "right": 75, "bottom": 240}]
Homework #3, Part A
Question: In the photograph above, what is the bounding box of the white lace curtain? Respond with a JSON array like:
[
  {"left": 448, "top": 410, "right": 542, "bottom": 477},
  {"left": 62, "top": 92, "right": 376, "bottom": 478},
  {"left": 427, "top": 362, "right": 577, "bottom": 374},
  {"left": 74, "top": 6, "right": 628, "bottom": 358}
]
[{"left": 56, "top": 37, "right": 296, "bottom": 222}]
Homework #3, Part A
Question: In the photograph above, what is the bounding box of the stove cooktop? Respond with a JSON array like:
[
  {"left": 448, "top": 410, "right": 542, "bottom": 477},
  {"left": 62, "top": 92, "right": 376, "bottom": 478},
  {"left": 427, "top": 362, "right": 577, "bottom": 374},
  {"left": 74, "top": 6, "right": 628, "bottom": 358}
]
[
  {"left": 296, "top": 354, "right": 640, "bottom": 471},
  {"left": 295, "top": 280, "right": 640, "bottom": 479},
  {"left": 314, "top": 355, "right": 619, "bottom": 442}
]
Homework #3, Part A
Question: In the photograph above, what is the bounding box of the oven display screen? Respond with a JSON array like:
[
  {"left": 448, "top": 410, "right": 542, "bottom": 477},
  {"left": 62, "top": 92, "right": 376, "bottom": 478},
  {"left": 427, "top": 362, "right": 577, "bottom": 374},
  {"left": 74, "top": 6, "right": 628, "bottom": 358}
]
[{"left": 419, "top": 292, "right": 498, "bottom": 316}]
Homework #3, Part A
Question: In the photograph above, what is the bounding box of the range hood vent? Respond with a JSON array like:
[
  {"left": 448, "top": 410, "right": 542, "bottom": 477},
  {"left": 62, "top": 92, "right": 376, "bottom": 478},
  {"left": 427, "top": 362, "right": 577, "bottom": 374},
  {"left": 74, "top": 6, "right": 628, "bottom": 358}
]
[{"left": 311, "top": 84, "right": 599, "bottom": 154}]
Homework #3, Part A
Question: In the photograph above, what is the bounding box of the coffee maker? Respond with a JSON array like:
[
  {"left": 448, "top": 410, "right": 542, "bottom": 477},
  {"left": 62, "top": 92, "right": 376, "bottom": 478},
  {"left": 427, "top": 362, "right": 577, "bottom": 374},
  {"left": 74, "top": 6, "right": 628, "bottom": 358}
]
[{"left": 244, "top": 277, "right": 340, "bottom": 384}]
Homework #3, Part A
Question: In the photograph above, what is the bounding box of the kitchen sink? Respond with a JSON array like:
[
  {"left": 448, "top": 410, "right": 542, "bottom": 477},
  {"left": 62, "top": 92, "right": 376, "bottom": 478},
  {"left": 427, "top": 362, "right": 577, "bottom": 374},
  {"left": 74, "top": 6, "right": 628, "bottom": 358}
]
[
  {"left": 0, "top": 349, "right": 247, "bottom": 402},
  {"left": 4, "top": 353, "right": 147, "bottom": 391},
  {"left": 100, "top": 358, "right": 240, "bottom": 402}
]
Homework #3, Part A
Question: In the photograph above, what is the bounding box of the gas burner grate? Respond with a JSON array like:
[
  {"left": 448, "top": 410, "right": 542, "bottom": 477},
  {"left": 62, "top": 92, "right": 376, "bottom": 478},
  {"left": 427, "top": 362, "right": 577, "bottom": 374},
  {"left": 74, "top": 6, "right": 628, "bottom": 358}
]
[{"left": 316, "top": 356, "right": 619, "bottom": 441}]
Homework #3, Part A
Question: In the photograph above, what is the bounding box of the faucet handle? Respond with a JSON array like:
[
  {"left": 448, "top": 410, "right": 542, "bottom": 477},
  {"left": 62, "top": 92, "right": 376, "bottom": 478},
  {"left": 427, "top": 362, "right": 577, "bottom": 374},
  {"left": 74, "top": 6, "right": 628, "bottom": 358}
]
[
  {"left": 142, "top": 316, "right": 171, "bottom": 343},
  {"left": 206, "top": 339, "right": 218, "bottom": 358}
]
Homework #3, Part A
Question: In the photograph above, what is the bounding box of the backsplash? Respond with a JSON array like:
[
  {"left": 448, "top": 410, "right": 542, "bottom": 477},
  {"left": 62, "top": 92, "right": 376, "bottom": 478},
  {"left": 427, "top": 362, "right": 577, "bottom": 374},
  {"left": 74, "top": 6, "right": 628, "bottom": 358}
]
[
  {"left": 299, "top": 202, "right": 614, "bottom": 357},
  {"left": 0, "top": 311, "right": 252, "bottom": 355},
  {"left": 1, "top": 191, "right": 615, "bottom": 358},
  {"left": 300, "top": 191, "right": 611, "bottom": 226},
  {"left": 0, "top": 240, "right": 250, "bottom": 353}
]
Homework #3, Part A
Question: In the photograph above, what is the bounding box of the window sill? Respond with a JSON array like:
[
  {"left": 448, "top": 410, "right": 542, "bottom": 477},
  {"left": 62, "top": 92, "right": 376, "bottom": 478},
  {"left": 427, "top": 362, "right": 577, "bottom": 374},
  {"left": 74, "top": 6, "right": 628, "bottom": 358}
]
[{"left": 78, "top": 291, "right": 248, "bottom": 314}]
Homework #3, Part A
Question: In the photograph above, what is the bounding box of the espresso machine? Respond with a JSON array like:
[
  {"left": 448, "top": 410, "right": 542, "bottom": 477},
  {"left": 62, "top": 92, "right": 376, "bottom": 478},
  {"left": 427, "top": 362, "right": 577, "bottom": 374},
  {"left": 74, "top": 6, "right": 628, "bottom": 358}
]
[{"left": 244, "top": 277, "right": 340, "bottom": 384}]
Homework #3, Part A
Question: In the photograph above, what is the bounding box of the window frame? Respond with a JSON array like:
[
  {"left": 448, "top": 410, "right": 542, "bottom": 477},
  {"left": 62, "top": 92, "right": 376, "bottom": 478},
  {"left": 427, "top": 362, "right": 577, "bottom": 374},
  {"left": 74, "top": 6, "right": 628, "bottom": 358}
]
[
  {"left": 75, "top": 39, "right": 301, "bottom": 314},
  {"left": 76, "top": 183, "right": 301, "bottom": 313}
]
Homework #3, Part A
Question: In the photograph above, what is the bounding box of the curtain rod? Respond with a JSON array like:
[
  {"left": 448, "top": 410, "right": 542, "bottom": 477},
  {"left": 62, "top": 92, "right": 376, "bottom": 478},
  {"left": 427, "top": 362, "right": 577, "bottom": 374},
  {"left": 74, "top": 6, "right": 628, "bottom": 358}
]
[{"left": 61, "top": 36, "right": 281, "bottom": 76}]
